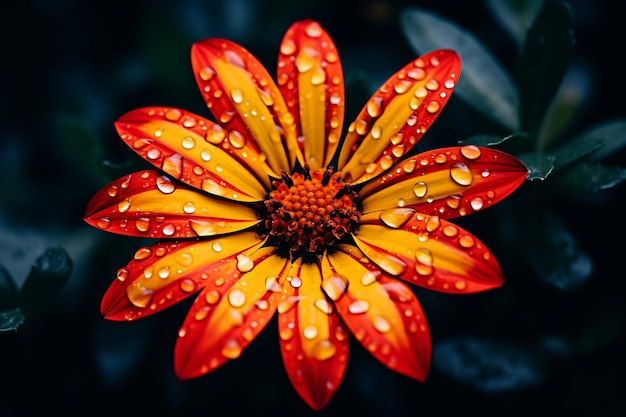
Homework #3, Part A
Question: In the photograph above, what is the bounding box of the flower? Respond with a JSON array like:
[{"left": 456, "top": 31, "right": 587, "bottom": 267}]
[{"left": 84, "top": 19, "right": 528, "bottom": 410}]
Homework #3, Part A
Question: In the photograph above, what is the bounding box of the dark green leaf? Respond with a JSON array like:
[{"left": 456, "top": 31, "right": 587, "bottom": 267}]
[
  {"left": 20, "top": 246, "right": 73, "bottom": 316},
  {"left": 518, "top": 0, "right": 575, "bottom": 136},
  {"left": 518, "top": 151, "right": 555, "bottom": 180},
  {"left": 553, "top": 133, "right": 604, "bottom": 171},
  {"left": 433, "top": 337, "right": 548, "bottom": 392},
  {"left": 0, "top": 265, "right": 18, "bottom": 310},
  {"left": 519, "top": 203, "right": 592, "bottom": 291},
  {"left": 458, "top": 132, "right": 528, "bottom": 147},
  {"left": 0, "top": 308, "right": 25, "bottom": 332},
  {"left": 551, "top": 162, "right": 626, "bottom": 193},
  {"left": 400, "top": 7, "right": 519, "bottom": 131},
  {"left": 581, "top": 119, "right": 626, "bottom": 161},
  {"left": 485, "top": 0, "right": 544, "bottom": 48}
]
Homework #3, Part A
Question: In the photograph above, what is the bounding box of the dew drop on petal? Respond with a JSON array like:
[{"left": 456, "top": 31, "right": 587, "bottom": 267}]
[
  {"left": 459, "top": 235, "right": 475, "bottom": 248},
  {"left": 156, "top": 176, "right": 175, "bottom": 194},
  {"left": 348, "top": 300, "right": 370, "bottom": 314},
  {"left": 116, "top": 268, "right": 129, "bottom": 282},
  {"left": 312, "top": 339, "right": 337, "bottom": 360},
  {"left": 135, "top": 218, "right": 150, "bottom": 232},
  {"left": 158, "top": 266, "right": 170, "bottom": 279},
  {"left": 454, "top": 280, "right": 467, "bottom": 291},
  {"left": 471, "top": 197, "right": 484, "bottom": 210},
  {"left": 380, "top": 208, "right": 416, "bottom": 229},
  {"left": 230, "top": 88, "right": 244, "bottom": 104},
  {"left": 450, "top": 163, "right": 474, "bottom": 186},
  {"left": 97, "top": 218, "right": 112, "bottom": 229},
  {"left": 303, "top": 325, "right": 318, "bottom": 340},
  {"left": 221, "top": 339, "right": 242, "bottom": 359},
  {"left": 212, "top": 241, "right": 223, "bottom": 252},
  {"left": 134, "top": 247, "right": 152, "bottom": 260},
  {"left": 413, "top": 181, "right": 428, "bottom": 198},
  {"left": 181, "top": 136, "right": 195, "bottom": 150},
  {"left": 180, "top": 279, "right": 196, "bottom": 293},
  {"left": 236, "top": 254, "right": 254, "bottom": 273},
  {"left": 322, "top": 274, "right": 348, "bottom": 301},
  {"left": 425, "top": 100, "right": 440, "bottom": 113},
  {"left": 228, "top": 289, "right": 246, "bottom": 308},
  {"left": 117, "top": 200, "right": 130, "bottom": 213},
  {"left": 373, "top": 316, "right": 391, "bottom": 333},
  {"left": 205, "top": 290, "right": 220, "bottom": 305},
  {"left": 314, "top": 299, "right": 332, "bottom": 314},
  {"left": 460, "top": 145, "right": 481, "bottom": 160},
  {"left": 265, "top": 275, "right": 282, "bottom": 292},
  {"left": 199, "top": 67, "right": 215, "bottom": 81},
  {"left": 360, "top": 270, "right": 378, "bottom": 286}
]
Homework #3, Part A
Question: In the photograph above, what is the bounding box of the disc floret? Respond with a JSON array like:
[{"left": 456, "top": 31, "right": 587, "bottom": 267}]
[{"left": 264, "top": 167, "right": 360, "bottom": 259}]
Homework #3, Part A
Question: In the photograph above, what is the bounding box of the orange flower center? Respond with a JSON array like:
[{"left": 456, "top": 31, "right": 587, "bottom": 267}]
[{"left": 264, "top": 167, "right": 360, "bottom": 260}]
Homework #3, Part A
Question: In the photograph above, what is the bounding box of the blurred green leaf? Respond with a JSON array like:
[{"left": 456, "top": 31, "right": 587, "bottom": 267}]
[
  {"left": 0, "top": 308, "right": 25, "bottom": 332},
  {"left": 518, "top": 0, "right": 575, "bottom": 137},
  {"left": 553, "top": 133, "right": 604, "bottom": 171},
  {"left": 550, "top": 162, "right": 626, "bottom": 193},
  {"left": 520, "top": 203, "right": 592, "bottom": 291},
  {"left": 20, "top": 246, "right": 73, "bottom": 317},
  {"left": 518, "top": 151, "right": 555, "bottom": 180},
  {"left": 0, "top": 265, "right": 18, "bottom": 310},
  {"left": 434, "top": 337, "right": 548, "bottom": 392},
  {"left": 57, "top": 115, "right": 110, "bottom": 184},
  {"left": 582, "top": 119, "right": 626, "bottom": 161},
  {"left": 400, "top": 7, "right": 519, "bottom": 131},
  {"left": 484, "top": 0, "right": 544, "bottom": 48},
  {"left": 458, "top": 132, "right": 528, "bottom": 147}
]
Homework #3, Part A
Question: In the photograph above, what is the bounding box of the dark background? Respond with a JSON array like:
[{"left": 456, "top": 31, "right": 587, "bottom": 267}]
[{"left": 1, "top": 0, "right": 625, "bottom": 416}]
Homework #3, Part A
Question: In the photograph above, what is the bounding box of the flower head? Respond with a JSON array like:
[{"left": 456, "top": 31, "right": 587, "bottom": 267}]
[{"left": 84, "top": 20, "right": 527, "bottom": 410}]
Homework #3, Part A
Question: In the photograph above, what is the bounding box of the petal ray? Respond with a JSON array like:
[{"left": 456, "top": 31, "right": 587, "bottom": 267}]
[
  {"left": 101, "top": 232, "right": 266, "bottom": 320},
  {"left": 115, "top": 106, "right": 269, "bottom": 201},
  {"left": 191, "top": 39, "right": 301, "bottom": 174},
  {"left": 353, "top": 216, "right": 503, "bottom": 293},
  {"left": 322, "top": 252, "right": 431, "bottom": 381},
  {"left": 278, "top": 259, "right": 349, "bottom": 410},
  {"left": 277, "top": 20, "right": 345, "bottom": 170},
  {"left": 359, "top": 146, "right": 528, "bottom": 219},
  {"left": 84, "top": 170, "right": 261, "bottom": 238},
  {"left": 175, "top": 251, "right": 288, "bottom": 379},
  {"left": 338, "top": 49, "right": 461, "bottom": 185}
]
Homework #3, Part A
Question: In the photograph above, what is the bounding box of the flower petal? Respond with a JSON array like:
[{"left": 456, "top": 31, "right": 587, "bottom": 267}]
[
  {"left": 322, "top": 251, "right": 431, "bottom": 381},
  {"left": 175, "top": 251, "right": 288, "bottom": 379},
  {"left": 101, "top": 232, "right": 266, "bottom": 320},
  {"left": 115, "top": 106, "right": 269, "bottom": 201},
  {"left": 191, "top": 39, "right": 301, "bottom": 174},
  {"left": 84, "top": 170, "right": 261, "bottom": 238},
  {"left": 353, "top": 216, "right": 503, "bottom": 293},
  {"left": 277, "top": 259, "right": 349, "bottom": 410},
  {"left": 277, "top": 20, "right": 345, "bottom": 170},
  {"left": 359, "top": 146, "right": 528, "bottom": 218},
  {"left": 337, "top": 49, "right": 461, "bottom": 185}
]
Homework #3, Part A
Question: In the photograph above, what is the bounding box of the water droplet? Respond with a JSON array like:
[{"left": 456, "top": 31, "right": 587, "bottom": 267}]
[
  {"left": 310, "top": 67, "right": 326, "bottom": 85},
  {"left": 426, "top": 100, "right": 440, "bottom": 113},
  {"left": 229, "top": 130, "right": 246, "bottom": 148},
  {"left": 443, "top": 225, "right": 458, "bottom": 237},
  {"left": 371, "top": 125, "right": 382, "bottom": 139},
  {"left": 322, "top": 274, "right": 348, "bottom": 301},
  {"left": 312, "top": 339, "right": 337, "bottom": 360},
  {"left": 182, "top": 202, "right": 196, "bottom": 214},
  {"left": 128, "top": 284, "right": 153, "bottom": 308},
  {"left": 295, "top": 47, "right": 318, "bottom": 72},
  {"left": 360, "top": 270, "right": 379, "bottom": 286},
  {"left": 265, "top": 275, "right": 282, "bottom": 292},
  {"left": 460, "top": 145, "right": 481, "bottom": 160},
  {"left": 348, "top": 300, "right": 370, "bottom": 314},
  {"left": 212, "top": 241, "right": 223, "bottom": 252},
  {"left": 200, "top": 149, "right": 212, "bottom": 161},
  {"left": 175, "top": 252, "right": 194, "bottom": 267},
  {"left": 408, "top": 68, "right": 426, "bottom": 80},
  {"left": 454, "top": 280, "right": 467, "bottom": 291},
  {"left": 165, "top": 108, "right": 182, "bottom": 121},
  {"left": 135, "top": 218, "right": 150, "bottom": 232},
  {"left": 117, "top": 200, "right": 130, "bottom": 213},
  {"left": 394, "top": 80, "right": 412, "bottom": 94},
  {"left": 470, "top": 197, "right": 484, "bottom": 210},
  {"left": 205, "top": 290, "right": 220, "bottom": 305},
  {"left": 303, "top": 325, "right": 318, "bottom": 339},
  {"left": 206, "top": 125, "right": 227, "bottom": 143},
  {"left": 147, "top": 148, "right": 161, "bottom": 160},
  {"left": 279, "top": 326, "right": 294, "bottom": 341},
  {"left": 255, "top": 299, "right": 269, "bottom": 310},
  {"left": 415, "top": 248, "right": 433, "bottom": 266},
  {"left": 236, "top": 254, "right": 254, "bottom": 273},
  {"left": 230, "top": 88, "right": 243, "bottom": 104},
  {"left": 278, "top": 297, "right": 298, "bottom": 314},
  {"left": 107, "top": 185, "right": 118, "bottom": 197},
  {"left": 373, "top": 316, "right": 391, "bottom": 333},
  {"left": 397, "top": 198, "right": 406, "bottom": 207},
  {"left": 289, "top": 276, "right": 302, "bottom": 288},
  {"left": 181, "top": 136, "right": 195, "bottom": 149},
  {"left": 156, "top": 176, "right": 175, "bottom": 194},
  {"left": 305, "top": 21, "right": 323, "bottom": 37},
  {"left": 426, "top": 216, "right": 440, "bottom": 232},
  {"left": 380, "top": 208, "right": 416, "bottom": 229},
  {"left": 158, "top": 266, "right": 170, "bottom": 279},
  {"left": 180, "top": 279, "right": 196, "bottom": 293},
  {"left": 162, "top": 224, "right": 176, "bottom": 236},
  {"left": 194, "top": 306, "right": 210, "bottom": 321},
  {"left": 97, "top": 217, "right": 112, "bottom": 229},
  {"left": 446, "top": 195, "right": 461, "bottom": 209},
  {"left": 314, "top": 299, "right": 332, "bottom": 314},
  {"left": 425, "top": 79, "right": 439, "bottom": 90},
  {"left": 459, "top": 235, "right": 475, "bottom": 248},
  {"left": 450, "top": 163, "right": 474, "bottom": 186},
  {"left": 199, "top": 67, "right": 215, "bottom": 81},
  {"left": 117, "top": 268, "right": 129, "bottom": 282},
  {"left": 143, "top": 266, "right": 153, "bottom": 278},
  {"left": 413, "top": 181, "right": 428, "bottom": 198},
  {"left": 221, "top": 338, "right": 242, "bottom": 359},
  {"left": 228, "top": 289, "right": 246, "bottom": 308},
  {"left": 134, "top": 247, "right": 152, "bottom": 260},
  {"left": 280, "top": 38, "right": 296, "bottom": 55},
  {"left": 366, "top": 97, "right": 384, "bottom": 117}
]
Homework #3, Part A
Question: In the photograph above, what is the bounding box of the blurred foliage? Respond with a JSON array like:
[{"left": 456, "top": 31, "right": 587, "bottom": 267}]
[{"left": 0, "top": 0, "right": 625, "bottom": 416}]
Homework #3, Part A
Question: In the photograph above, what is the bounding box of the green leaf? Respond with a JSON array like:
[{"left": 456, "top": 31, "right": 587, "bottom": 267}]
[
  {"left": 519, "top": 203, "right": 592, "bottom": 291},
  {"left": 458, "top": 132, "right": 528, "bottom": 147},
  {"left": 19, "top": 246, "right": 73, "bottom": 317},
  {"left": 0, "top": 308, "right": 25, "bottom": 332},
  {"left": 551, "top": 162, "right": 626, "bottom": 193},
  {"left": 553, "top": 132, "right": 604, "bottom": 171},
  {"left": 518, "top": 151, "right": 555, "bottom": 180},
  {"left": 485, "top": 0, "right": 544, "bottom": 48},
  {"left": 582, "top": 119, "right": 626, "bottom": 161},
  {"left": 517, "top": 0, "right": 575, "bottom": 137},
  {"left": 400, "top": 7, "right": 519, "bottom": 131},
  {"left": 0, "top": 265, "right": 17, "bottom": 310}
]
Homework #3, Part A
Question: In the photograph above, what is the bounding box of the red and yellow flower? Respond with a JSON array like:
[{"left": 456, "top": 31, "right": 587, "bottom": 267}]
[{"left": 85, "top": 20, "right": 527, "bottom": 410}]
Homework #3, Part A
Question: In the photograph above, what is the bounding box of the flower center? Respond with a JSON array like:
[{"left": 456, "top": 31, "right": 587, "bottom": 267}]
[{"left": 264, "top": 167, "right": 360, "bottom": 260}]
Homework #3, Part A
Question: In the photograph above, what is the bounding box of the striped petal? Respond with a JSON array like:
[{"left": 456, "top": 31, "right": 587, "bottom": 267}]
[
  {"left": 84, "top": 170, "right": 261, "bottom": 238},
  {"left": 359, "top": 146, "right": 528, "bottom": 219},
  {"left": 337, "top": 49, "right": 461, "bottom": 185},
  {"left": 277, "top": 259, "right": 349, "bottom": 410},
  {"left": 175, "top": 250, "right": 288, "bottom": 379},
  {"left": 101, "top": 231, "right": 266, "bottom": 320},
  {"left": 115, "top": 106, "right": 269, "bottom": 201},
  {"left": 322, "top": 251, "right": 431, "bottom": 381},
  {"left": 191, "top": 39, "right": 301, "bottom": 175},
  {"left": 277, "top": 20, "right": 345, "bottom": 170},
  {"left": 353, "top": 214, "right": 503, "bottom": 293}
]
